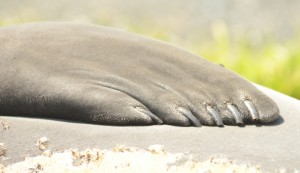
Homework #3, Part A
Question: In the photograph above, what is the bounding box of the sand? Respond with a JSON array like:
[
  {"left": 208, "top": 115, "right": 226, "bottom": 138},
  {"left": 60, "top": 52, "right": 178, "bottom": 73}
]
[{"left": 1, "top": 84, "right": 300, "bottom": 172}]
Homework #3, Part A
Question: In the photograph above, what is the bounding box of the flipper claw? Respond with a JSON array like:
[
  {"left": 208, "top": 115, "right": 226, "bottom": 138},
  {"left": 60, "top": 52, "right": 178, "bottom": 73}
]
[
  {"left": 135, "top": 107, "right": 163, "bottom": 124},
  {"left": 207, "top": 106, "right": 224, "bottom": 126},
  {"left": 244, "top": 100, "right": 260, "bottom": 121},
  {"left": 227, "top": 104, "right": 244, "bottom": 125},
  {"left": 178, "top": 107, "right": 201, "bottom": 127}
]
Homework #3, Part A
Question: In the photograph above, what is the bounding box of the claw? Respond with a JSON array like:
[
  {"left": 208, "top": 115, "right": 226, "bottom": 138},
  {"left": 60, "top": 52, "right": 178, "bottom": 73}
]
[
  {"left": 206, "top": 106, "right": 224, "bottom": 126},
  {"left": 135, "top": 107, "right": 163, "bottom": 124},
  {"left": 178, "top": 107, "right": 201, "bottom": 127},
  {"left": 244, "top": 100, "right": 260, "bottom": 121},
  {"left": 227, "top": 104, "right": 244, "bottom": 125}
]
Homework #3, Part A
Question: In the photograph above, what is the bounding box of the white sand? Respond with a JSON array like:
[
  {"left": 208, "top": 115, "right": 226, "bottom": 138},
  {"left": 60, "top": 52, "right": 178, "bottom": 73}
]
[{"left": 1, "top": 145, "right": 263, "bottom": 173}]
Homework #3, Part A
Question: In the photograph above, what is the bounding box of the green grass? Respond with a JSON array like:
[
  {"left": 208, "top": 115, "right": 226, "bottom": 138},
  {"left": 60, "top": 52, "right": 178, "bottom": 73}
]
[
  {"left": 1, "top": 19, "right": 299, "bottom": 99},
  {"left": 196, "top": 26, "right": 300, "bottom": 100},
  {"left": 126, "top": 22, "right": 300, "bottom": 100}
]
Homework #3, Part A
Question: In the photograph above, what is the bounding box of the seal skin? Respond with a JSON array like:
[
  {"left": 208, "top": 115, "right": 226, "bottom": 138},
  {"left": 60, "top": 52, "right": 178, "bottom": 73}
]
[{"left": 0, "top": 22, "right": 280, "bottom": 126}]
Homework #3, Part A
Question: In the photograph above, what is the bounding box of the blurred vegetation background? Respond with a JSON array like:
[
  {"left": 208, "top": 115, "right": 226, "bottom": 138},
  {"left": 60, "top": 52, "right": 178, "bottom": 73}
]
[{"left": 0, "top": 0, "right": 299, "bottom": 99}]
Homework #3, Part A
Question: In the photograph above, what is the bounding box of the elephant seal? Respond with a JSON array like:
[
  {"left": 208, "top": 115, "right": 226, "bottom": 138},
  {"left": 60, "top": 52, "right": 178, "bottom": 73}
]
[{"left": 0, "top": 22, "right": 279, "bottom": 126}]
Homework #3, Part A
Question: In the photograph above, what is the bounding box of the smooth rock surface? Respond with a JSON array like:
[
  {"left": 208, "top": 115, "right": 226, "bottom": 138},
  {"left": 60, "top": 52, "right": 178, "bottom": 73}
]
[{"left": 1, "top": 84, "right": 300, "bottom": 172}]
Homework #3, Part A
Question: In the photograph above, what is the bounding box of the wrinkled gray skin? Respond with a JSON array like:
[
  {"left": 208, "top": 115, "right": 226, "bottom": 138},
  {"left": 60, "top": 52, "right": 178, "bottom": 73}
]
[{"left": 0, "top": 22, "right": 279, "bottom": 126}]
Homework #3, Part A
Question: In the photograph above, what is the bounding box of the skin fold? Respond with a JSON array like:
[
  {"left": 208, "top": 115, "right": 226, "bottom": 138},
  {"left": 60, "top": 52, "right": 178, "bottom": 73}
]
[{"left": 0, "top": 22, "right": 280, "bottom": 126}]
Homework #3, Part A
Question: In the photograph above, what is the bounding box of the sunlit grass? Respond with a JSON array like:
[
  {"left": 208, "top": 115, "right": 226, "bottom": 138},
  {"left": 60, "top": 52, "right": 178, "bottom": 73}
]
[
  {"left": 1, "top": 19, "right": 299, "bottom": 99},
  {"left": 126, "top": 22, "right": 300, "bottom": 100},
  {"left": 195, "top": 24, "right": 300, "bottom": 100}
]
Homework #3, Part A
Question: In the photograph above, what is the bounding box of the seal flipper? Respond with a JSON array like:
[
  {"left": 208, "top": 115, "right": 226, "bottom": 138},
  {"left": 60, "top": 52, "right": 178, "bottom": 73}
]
[{"left": 0, "top": 22, "right": 280, "bottom": 126}]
